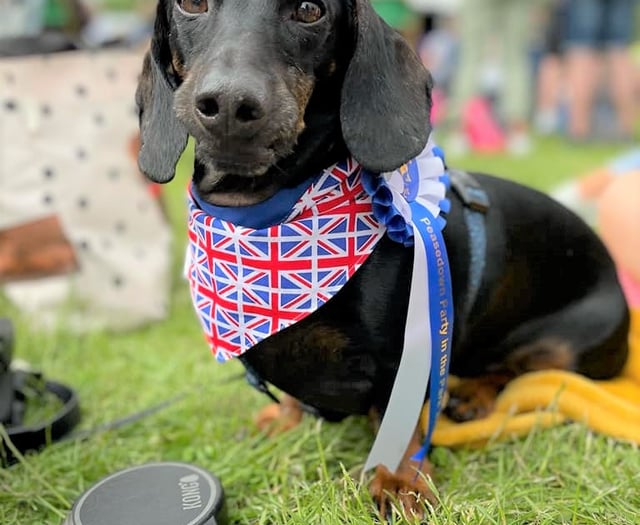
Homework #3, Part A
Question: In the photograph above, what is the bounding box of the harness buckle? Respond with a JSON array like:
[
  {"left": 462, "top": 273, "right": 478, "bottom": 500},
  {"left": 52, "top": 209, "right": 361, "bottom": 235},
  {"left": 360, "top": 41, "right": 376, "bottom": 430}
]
[{"left": 449, "top": 170, "right": 490, "bottom": 213}]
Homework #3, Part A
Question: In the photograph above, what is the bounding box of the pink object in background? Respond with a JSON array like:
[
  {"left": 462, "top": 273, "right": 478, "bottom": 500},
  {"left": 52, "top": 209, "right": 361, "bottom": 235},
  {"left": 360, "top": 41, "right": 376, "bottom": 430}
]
[
  {"left": 430, "top": 88, "right": 447, "bottom": 127},
  {"left": 619, "top": 270, "right": 640, "bottom": 309},
  {"left": 597, "top": 171, "right": 640, "bottom": 309},
  {"left": 464, "top": 97, "right": 505, "bottom": 153}
]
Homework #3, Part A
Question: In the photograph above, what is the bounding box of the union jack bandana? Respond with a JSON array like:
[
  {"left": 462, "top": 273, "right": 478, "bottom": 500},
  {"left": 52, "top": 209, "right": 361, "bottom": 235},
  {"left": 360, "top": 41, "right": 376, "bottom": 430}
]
[{"left": 186, "top": 158, "right": 386, "bottom": 362}]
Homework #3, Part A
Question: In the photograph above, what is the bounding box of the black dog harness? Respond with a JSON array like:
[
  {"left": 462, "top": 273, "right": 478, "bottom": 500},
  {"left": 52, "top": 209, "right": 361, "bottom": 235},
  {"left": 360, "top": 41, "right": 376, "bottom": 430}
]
[{"left": 449, "top": 170, "right": 490, "bottom": 319}]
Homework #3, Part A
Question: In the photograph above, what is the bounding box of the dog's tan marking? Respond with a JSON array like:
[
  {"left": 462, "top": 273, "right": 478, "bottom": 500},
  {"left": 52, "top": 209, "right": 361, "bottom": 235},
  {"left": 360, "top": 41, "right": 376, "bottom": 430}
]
[
  {"left": 308, "top": 324, "right": 350, "bottom": 362},
  {"left": 259, "top": 323, "right": 350, "bottom": 376},
  {"left": 289, "top": 72, "right": 314, "bottom": 135},
  {"left": 504, "top": 338, "right": 575, "bottom": 374},
  {"left": 446, "top": 338, "right": 575, "bottom": 422},
  {"left": 445, "top": 374, "right": 512, "bottom": 422},
  {"left": 368, "top": 407, "right": 382, "bottom": 434},
  {"left": 369, "top": 423, "right": 438, "bottom": 519},
  {"left": 171, "top": 51, "right": 187, "bottom": 80},
  {"left": 255, "top": 394, "right": 304, "bottom": 436},
  {"left": 325, "top": 60, "right": 337, "bottom": 76}
]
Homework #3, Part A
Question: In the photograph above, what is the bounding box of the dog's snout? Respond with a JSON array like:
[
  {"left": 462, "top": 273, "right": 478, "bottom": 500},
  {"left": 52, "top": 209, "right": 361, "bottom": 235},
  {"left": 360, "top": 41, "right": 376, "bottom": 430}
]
[{"left": 195, "top": 86, "right": 267, "bottom": 135}]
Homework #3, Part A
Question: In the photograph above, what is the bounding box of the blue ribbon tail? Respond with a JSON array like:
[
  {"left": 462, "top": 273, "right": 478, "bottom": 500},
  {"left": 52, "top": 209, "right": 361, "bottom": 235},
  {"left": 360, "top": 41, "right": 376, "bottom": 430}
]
[
  {"left": 411, "top": 444, "right": 430, "bottom": 463},
  {"left": 407, "top": 199, "right": 454, "bottom": 464}
]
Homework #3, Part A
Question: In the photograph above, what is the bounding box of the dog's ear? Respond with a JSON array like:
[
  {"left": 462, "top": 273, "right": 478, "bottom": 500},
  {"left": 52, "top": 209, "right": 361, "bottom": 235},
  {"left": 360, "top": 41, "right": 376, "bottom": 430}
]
[
  {"left": 136, "top": 4, "right": 188, "bottom": 183},
  {"left": 340, "top": 0, "right": 432, "bottom": 173}
]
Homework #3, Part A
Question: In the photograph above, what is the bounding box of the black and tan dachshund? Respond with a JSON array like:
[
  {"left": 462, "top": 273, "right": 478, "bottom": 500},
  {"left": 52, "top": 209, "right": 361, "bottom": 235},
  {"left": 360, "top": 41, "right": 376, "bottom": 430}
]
[{"left": 136, "top": 0, "right": 630, "bottom": 516}]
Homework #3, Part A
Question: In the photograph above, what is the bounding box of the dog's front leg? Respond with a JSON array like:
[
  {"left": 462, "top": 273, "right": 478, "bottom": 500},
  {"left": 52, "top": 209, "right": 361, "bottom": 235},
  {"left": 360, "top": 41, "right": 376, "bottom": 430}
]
[
  {"left": 369, "top": 420, "right": 438, "bottom": 520},
  {"left": 255, "top": 394, "right": 304, "bottom": 436}
]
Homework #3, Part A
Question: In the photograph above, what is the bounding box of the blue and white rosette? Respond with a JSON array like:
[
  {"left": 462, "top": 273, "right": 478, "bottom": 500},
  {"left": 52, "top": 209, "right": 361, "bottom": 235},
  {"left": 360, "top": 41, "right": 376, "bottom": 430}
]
[{"left": 361, "top": 139, "right": 454, "bottom": 473}]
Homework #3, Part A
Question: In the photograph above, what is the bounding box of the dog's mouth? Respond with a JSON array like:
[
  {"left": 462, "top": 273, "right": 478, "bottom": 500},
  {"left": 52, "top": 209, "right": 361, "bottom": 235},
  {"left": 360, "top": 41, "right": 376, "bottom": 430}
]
[
  {"left": 200, "top": 145, "right": 277, "bottom": 177},
  {"left": 195, "top": 168, "right": 284, "bottom": 206},
  {"left": 189, "top": 116, "right": 298, "bottom": 172},
  {"left": 193, "top": 140, "right": 296, "bottom": 206}
]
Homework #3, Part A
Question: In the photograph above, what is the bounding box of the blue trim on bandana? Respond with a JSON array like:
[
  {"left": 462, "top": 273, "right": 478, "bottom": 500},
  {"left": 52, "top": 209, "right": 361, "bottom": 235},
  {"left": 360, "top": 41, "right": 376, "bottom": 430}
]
[{"left": 190, "top": 173, "right": 319, "bottom": 230}]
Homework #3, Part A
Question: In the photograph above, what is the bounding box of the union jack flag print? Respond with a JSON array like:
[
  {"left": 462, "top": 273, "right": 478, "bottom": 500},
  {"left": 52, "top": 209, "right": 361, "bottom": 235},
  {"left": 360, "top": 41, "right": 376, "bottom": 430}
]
[{"left": 186, "top": 159, "right": 386, "bottom": 362}]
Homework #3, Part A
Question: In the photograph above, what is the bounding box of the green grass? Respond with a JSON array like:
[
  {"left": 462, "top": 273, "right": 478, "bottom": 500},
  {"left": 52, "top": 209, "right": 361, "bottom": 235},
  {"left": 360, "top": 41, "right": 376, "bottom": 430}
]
[{"left": 2, "top": 137, "right": 639, "bottom": 524}]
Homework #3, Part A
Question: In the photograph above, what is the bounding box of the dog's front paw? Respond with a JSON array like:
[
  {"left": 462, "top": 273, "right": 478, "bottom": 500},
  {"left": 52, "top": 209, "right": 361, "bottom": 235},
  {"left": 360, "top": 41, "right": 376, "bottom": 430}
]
[
  {"left": 254, "top": 395, "right": 303, "bottom": 436},
  {"left": 370, "top": 464, "right": 437, "bottom": 521}
]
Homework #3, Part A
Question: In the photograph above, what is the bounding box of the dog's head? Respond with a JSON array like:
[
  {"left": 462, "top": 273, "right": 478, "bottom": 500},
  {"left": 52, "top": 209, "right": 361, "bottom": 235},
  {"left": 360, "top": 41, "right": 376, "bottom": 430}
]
[{"left": 137, "top": 0, "right": 432, "bottom": 204}]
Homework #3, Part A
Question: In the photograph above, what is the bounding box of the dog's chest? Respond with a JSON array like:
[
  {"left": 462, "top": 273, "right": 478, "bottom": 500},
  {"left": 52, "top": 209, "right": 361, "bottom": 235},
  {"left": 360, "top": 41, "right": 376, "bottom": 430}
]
[{"left": 238, "top": 238, "right": 418, "bottom": 416}]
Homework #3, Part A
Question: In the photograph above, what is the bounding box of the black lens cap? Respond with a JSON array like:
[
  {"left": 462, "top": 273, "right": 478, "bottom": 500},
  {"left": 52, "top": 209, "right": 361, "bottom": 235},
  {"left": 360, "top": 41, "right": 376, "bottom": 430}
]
[{"left": 62, "top": 462, "right": 226, "bottom": 525}]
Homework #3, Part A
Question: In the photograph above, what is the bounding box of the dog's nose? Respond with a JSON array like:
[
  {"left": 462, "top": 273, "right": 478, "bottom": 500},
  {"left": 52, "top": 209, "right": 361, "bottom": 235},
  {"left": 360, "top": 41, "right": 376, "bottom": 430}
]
[{"left": 195, "top": 87, "right": 267, "bottom": 135}]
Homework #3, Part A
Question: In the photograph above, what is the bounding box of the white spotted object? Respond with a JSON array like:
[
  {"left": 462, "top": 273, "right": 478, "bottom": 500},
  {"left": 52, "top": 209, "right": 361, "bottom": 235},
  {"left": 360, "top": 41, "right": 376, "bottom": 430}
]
[{"left": 0, "top": 48, "right": 172, "bottom": 332}]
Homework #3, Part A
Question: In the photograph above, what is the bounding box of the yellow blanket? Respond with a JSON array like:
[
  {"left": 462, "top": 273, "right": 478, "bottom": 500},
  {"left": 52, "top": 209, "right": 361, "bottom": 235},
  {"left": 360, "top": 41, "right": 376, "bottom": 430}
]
[{"left": 423, "top": 309, "right": 640, "bottom": 447}]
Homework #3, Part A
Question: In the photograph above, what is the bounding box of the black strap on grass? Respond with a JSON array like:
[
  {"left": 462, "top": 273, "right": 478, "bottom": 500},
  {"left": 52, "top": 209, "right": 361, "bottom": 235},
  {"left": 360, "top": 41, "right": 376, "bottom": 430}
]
[
  {"left": 0, "top": 318, "right": 81, "bottom": 466},
  {"left": 1, "top": 371, "right": 81, "bottom": 466}
]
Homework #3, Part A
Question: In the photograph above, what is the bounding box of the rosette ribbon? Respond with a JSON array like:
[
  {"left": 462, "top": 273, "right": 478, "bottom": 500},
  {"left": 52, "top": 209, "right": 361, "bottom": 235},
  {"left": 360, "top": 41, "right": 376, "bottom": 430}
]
[{"left": 362, "top": 139, "right": 454, "bottom": 473}]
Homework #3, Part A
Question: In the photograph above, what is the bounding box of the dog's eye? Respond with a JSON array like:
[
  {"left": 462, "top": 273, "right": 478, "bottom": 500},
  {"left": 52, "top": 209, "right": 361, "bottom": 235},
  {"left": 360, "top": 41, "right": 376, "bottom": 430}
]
[
  {"left": 293, "top": 1, "right": 324, "bottom": 24},
  {"left": 178, "top": 0, "right": 208, "bottom": 14}
]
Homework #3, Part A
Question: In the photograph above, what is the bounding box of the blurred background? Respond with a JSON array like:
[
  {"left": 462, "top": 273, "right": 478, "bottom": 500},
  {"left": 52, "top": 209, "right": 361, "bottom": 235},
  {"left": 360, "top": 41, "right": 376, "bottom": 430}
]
[{"left": 383, "top": 0, "right": 640, "bottom": 155}]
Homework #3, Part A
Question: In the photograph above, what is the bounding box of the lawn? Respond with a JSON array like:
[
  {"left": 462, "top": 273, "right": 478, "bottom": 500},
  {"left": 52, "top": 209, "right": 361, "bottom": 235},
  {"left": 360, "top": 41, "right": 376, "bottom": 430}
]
[{"left": 1, "top": 137, "right": 639, "bottom": 525}]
